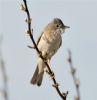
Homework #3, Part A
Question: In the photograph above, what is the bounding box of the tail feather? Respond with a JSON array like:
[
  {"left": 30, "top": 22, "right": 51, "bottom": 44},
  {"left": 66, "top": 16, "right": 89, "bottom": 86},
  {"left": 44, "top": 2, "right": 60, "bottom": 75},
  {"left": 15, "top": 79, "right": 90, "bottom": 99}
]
[
  {"left": 30, "top": 58, "right": 45, "bottom": 86},
  {"left": 37, "top": 71, "right": 44, "bottom": 86},
  {"left": 30, "top": 66, "right": 39, "bottom": 85}
]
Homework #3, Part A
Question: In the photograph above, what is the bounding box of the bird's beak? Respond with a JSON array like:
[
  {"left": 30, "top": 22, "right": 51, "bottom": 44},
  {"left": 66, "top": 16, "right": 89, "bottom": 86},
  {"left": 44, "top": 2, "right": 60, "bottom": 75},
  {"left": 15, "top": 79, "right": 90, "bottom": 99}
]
[
  {"left": 65, "top": 25, "right": 70, "bottom": 28},
  {"left": 61, "top": 25, "right": 70, "bottom": 34}
]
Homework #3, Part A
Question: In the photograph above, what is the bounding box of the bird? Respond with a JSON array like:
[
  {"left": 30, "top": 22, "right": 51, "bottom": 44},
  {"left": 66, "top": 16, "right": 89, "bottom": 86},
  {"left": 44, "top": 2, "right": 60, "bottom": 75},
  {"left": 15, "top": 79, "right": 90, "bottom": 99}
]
[{"left": 30, "top": 18, "right": 70, "bottom": 86}]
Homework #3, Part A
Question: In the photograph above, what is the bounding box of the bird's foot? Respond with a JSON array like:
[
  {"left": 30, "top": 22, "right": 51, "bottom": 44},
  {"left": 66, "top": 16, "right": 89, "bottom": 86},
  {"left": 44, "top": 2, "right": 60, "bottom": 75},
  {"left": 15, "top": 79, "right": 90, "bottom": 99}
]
[{"left": 38, "top": 51, "right": 47, "bottom": 62}]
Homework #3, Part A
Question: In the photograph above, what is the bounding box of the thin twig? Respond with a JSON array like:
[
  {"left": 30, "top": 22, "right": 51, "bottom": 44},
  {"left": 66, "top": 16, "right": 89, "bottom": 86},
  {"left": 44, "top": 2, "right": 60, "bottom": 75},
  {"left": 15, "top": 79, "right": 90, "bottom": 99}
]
[
  {"left": 68, "top": 50, "right": 80, "bottom": 100},
  {"left": 0, "top": 37, "right": 8, "bottom": 100},
  {"left": 21, "top": 0, "right": 68, "bottom": 99}
]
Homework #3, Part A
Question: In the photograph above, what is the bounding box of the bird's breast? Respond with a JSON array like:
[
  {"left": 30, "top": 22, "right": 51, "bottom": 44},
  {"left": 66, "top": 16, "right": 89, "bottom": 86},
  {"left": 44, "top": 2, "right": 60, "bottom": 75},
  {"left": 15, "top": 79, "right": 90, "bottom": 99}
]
[{"left": 38, "top": 31, "right": 62, "bottom": 59}]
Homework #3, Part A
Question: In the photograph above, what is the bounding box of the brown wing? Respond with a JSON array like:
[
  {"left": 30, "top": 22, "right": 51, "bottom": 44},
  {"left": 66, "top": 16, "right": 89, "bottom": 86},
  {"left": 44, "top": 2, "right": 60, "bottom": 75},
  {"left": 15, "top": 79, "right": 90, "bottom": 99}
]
[
  {"left": 59, "top": 38, "right": 62, "bottom": 49},
  {"left": 36, "top": 32, "right": 44, "bottom": 46}
]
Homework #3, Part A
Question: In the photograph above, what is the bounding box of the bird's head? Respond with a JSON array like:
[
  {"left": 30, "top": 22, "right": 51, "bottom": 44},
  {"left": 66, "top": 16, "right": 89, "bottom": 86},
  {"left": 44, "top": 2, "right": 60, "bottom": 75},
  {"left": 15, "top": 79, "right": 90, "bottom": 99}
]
[{"left": 51, "top": 18, "right": 70, "bottom": 34}]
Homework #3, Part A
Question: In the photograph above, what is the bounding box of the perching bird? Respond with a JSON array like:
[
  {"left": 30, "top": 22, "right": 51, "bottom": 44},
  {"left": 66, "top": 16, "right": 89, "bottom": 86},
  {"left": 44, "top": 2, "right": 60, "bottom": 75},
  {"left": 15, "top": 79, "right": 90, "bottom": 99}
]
[{"left": 30, "top": 18, "right": 70, "bottom": 86}]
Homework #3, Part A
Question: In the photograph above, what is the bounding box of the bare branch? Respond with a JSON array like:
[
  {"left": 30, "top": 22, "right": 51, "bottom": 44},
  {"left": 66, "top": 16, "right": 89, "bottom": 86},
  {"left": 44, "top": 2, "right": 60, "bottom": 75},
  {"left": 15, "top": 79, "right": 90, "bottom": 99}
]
[
  {"left": 0, "top": 37, "right": 9, "bottom": 100},
  {"left": 21, "top": 0, "right": 68, "bottom": 99},
  {"left": 68, "top": 50, "right": 80, "bottom": 100}
]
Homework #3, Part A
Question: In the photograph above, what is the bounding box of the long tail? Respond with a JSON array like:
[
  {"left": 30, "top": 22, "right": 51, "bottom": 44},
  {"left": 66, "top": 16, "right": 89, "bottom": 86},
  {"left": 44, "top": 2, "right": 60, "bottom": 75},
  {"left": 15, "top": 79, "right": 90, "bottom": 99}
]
[{"left": 30, "top": 58, "right": 45, "bottom": 86}]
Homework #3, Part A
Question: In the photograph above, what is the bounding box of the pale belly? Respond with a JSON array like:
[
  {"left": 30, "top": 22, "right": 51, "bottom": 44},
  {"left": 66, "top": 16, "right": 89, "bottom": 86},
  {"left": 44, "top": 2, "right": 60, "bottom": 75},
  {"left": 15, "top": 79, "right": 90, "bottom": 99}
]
[{"left": 38, "top": 35, "right": 61, "bottom": 59}]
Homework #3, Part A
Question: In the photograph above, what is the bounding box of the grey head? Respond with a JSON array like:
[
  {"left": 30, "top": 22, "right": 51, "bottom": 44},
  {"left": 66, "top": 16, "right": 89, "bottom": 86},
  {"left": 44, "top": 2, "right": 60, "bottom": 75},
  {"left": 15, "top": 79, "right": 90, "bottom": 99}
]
[{"left": 53, "top": 18, "right": 70, "bottom": 33}]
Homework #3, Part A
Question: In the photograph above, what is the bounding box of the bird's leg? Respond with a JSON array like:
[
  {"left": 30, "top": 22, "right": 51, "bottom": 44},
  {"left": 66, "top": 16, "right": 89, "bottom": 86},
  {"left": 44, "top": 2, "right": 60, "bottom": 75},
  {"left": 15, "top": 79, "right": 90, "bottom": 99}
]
[
  {"left": 42, "top": 53, "right": 48, "bottom": 63},
  {"left": 38, "top": 51, "right": 47, "bottom": 63}
]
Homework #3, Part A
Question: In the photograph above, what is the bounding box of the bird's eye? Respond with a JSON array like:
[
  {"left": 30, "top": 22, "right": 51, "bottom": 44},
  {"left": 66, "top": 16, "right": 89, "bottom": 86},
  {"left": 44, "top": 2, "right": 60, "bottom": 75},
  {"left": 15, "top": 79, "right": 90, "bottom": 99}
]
[{"left": 56, "top": 24, "right": 59, "bottom": 27}]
